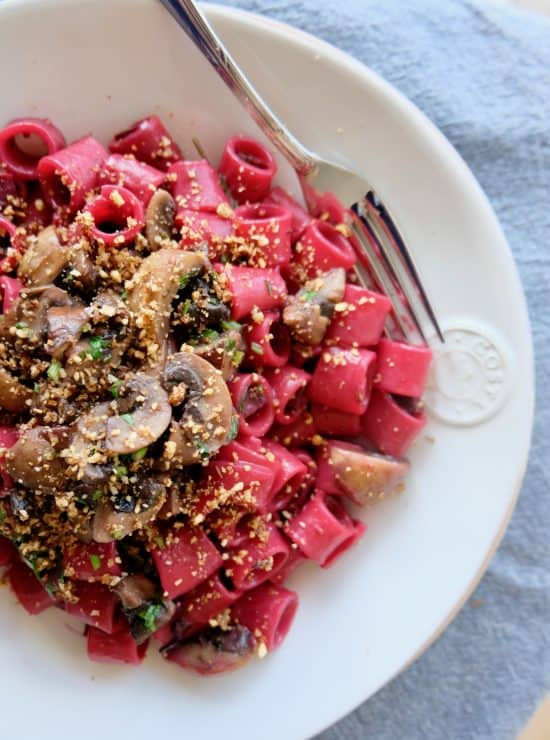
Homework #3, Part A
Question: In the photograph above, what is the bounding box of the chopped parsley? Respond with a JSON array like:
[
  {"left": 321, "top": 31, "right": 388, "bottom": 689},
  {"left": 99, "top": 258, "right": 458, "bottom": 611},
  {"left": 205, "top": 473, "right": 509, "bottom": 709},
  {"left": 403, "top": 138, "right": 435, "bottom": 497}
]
[
  {"left": 181, "top": 299, "right": 191, "bottom": 316},
  {"left": 114, "top": 464, "right": 128, "bottom": 478},
  {"left": 154, "top": 535, "right": 165, "bottom": 550},
  {"left": 15, "top": 321, "right": 28, "bottom": 329},
  {"left": 120, "top": 413, "right": 134, "bottom": 425},
  {"left": 232, "top": 349, "right": 244, "bottom": 366},
  {"left": 225, "top": 338, "right": 236, "bottom": 352},
  {"left": 47, "top": 359, "right": 61, "bottom": 382},
  {"left": 88, "top": 335, "right": 110, "bottom": 361},
  {"left": 302, "top": 290, "right": 318, "bottom": 302},
  {"left": 137, "top": 603, "right": 163, "bottom": 633},
  {"left": 110, "top": 378, "right": 122, "bottom": 399},
  {"left": 33, "top": 383, "right": 41, "bottom": 394},
  {"left": 195, "top": 439, "right": 210, "bottom": 461},
  {"left": 132, "top": 447, "right": 148, "bottom": 461},
  {"left": 121, "top": 289, "right": 128, "bottom": 301},
  {"left": 179, "top": 268, "right": 200, "bottom": 290},
  {"left": 250, "top": 342, "right": 264, "bottom": 355},
  {"left": 200, "top": 329, "right": 219, "bottom": 343},
  {"left": 89, "top": 554, "right": 101, "bottom": 571},
  {"left": 227, "top": 415, "right": 239, "bottom": 442},
  {"left": 92, "top": 490, "right": 103, "bottom": 502},
  {"left": 222, "top": 320, "right": 241, "bottom": 332}
]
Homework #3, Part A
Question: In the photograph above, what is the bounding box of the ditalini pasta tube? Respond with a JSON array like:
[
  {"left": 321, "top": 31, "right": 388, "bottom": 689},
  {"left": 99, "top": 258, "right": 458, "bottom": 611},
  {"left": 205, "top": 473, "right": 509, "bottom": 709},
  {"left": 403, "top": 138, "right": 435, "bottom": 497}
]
[
  {"left": 7, "top": 560, "right": 53, "bottom": 615},
  {"left": 244, "top": 310, "right": 291, "bottom": 369},
  {"left": 151, "top": 526, "right": 223, "bottom": 599},
  {"left": 325, "top": 284, "right": 391, "bottom": 347},
  {"left": 265, "top": 365, "right": 311, "bottom": 425},
  {"left": 234, "top": 203, "right": 292, "bottom": 267},
  {"left": 87, "top": 624, "right": 148, "bottom": 665},
  {"left": 307, "top": 346, "right": 377, "bottom": 415},
  {"left": 219, "top": 135, "right": 277, "bottom": 204},
  {"left": 83, "top": 185, "right": 144, "bottom": 247},
  {"left": 226, "top": 521, "right": 290, "bottom": 590},
  {"left": 38, "top": 135, "right": 107, "bottom": 212},
  {"left": 168, "top": 159, "right": 229, "bottom": 213},
  {"left": 310, "top": 404, "right": 362, "bottom": 437},
  {"left": 0, "top": 117, "right": 66, "bottom": 179},
  {"left": 261, "top": 439, "right": 309, "bottom": 512},
  {"left": 65, "top": 581, "right": 119, "bottom": 634},
  {"left": 263, "top": 186, "right": 312, "bottom": 242},
  {"left": 98, "top": 154, "right": 165, "bottom": 205},
  {"left": 231, "top": 582, "right": 298, "bottom": 651},
  {"left": 229, "top": 372, "right": 275, "bottom": 438},
  {"left": 285, "top": 490, "right": 366, "bottom": 567},
  {"left": 295, "top": 220, "right": 356, "bottom": 277},
  {"left": 109, "top": 115, "right": 182, "bottom": 169},
  {"left": 375, "top": 338, "right": 432, "bottom": 397},
  {"left": 223, "top": 265, "right": 287, "bottom": 320},
  {"left": 180, "top": 573, "right": 242, "bottom": 625},
  {"left": 361, "top": 390, "right": 427, "bottom": 457},
  {"left": 63, "top": 541, "right": 122, "bottom": 582}
]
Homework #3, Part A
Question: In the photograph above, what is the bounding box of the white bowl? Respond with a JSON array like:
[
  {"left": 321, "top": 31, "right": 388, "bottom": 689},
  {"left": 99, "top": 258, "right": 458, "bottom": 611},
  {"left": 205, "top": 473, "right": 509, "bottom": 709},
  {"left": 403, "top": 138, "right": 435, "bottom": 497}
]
[{"left": 0, "top": 1, "right": 534, "bottom": 738}]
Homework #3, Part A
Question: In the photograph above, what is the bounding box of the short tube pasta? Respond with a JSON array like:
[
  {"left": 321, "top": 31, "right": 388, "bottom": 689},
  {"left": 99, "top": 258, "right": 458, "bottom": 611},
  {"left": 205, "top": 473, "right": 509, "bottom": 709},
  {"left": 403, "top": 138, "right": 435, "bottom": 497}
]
[
  {"left": 231, "top": 582, "right": 298, "bottom": 651},
  {"left": 0, "top": 117, "right": 66, "bottom": 180},
  {"left": 109, "top": 115, "right": 182, "bottom": 169},
  {"left": 219, "top": 135, "right": 277, "bottom": 203},
  {"left": 307, "top": 346, "right": 377, "bottom": 415},
  {"left": 244, "top": 310, "right": 291, "bottom": 368},
  {"left": 362, "top": 389, "right": 427, "bottom": 457}
]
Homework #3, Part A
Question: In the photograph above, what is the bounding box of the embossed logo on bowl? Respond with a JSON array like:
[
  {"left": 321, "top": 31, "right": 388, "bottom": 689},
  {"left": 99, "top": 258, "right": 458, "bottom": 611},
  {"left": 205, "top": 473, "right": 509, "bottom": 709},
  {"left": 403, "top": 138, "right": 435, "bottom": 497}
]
[{"left": 424, "top": 321, "right": 514, "bottom": 426}]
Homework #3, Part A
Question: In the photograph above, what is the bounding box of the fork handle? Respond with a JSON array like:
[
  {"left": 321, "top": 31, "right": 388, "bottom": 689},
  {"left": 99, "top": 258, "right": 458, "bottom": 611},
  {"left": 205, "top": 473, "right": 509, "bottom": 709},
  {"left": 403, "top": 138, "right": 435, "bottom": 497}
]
[{"left": 158, "top": 0, "right": 317, "bottom": 175}]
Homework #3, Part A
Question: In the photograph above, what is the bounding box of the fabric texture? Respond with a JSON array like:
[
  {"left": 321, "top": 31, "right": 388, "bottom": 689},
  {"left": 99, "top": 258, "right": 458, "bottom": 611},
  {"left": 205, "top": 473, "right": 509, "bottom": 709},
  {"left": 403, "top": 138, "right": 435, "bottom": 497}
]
[{"left": 213, "top": 1, "right": 550, "bottom": 738}]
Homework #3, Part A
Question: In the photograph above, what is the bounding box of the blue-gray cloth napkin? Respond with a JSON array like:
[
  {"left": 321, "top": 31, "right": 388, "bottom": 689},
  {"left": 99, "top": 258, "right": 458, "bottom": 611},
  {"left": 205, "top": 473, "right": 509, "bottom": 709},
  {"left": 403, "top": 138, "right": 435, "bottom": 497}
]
[{"left": 215, "top": 1, "right": 550, "bottom": 738}]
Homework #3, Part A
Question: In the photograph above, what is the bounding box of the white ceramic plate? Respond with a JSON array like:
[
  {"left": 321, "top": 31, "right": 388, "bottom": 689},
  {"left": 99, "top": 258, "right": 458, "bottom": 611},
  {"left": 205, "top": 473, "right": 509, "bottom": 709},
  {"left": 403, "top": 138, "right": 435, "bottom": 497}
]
[{"left": 0, "top": 1, "right": 534, "bottom": 738}]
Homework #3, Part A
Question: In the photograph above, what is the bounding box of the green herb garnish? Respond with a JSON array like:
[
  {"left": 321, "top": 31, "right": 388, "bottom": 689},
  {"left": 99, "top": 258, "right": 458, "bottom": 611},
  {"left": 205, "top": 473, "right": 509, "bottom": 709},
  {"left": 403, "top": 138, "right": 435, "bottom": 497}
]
[
  {"left": 154, "top": 535, "right": 165, "bottom": 550},
  {"left": 195, "top": 440, "right": 210, "bottom": 461},
  {"left": 179, "top": 268, "right": 200, "bottom": 290},
  {"left": 0, "top": 506, "right": 6, "bottom": 525},
  {"left": 92, "top": 490, "right": 103, "bottom": 502},
  {"left": 88, "top": 335, "right": 109, "bottom": 361},
  {"left": 250, "top": 342, "right": 264, "bottom": 355},
  {"left": 302, "top": 290, "right": 318, "bottom": 302},
  {"left": 200, "top": 329, "right": 219, "bottom": 343},
  {"left": 225, "top": 338, "right": 236, "bottom": 352},
  {"left": 227, "top": 415, "right": 239, "bottom": 442},
  {"left": 181, "top": 299, "right": 191, "bottom": 316},
  {"left": 89, "top": 554, "right": 101, "bottom": 571},
  {"left": 120, "top": 413, "right": 134, "bottom": 426},
  {"left": 110, "top": 379, "right": 122, "bottom": 399},
  {"left": 47, "top": 359, "right": 61, "bottom": 382},
  {"left": 222, "top": 320, "right": 241, "bottom": 332},
  {"left": 33, "top": 383, "right": 41, "bottom": 394},
  {"left": 232, "top": 349, "right": 244, "bottom": 366},
  {"left": 121, "top": 289, "right": 128, "bottom": 301},
  {"left": 15, "top": 321, "right": 28, "bottom": 330},
  {"left": 137, "top": 603, "right": 163, "bottom": 633},
  {"left": 115, "top": 464, "right": 128, "bottom": 478},
  {"left": 132, "top": 447, "right": 148, "bottom": 462}
]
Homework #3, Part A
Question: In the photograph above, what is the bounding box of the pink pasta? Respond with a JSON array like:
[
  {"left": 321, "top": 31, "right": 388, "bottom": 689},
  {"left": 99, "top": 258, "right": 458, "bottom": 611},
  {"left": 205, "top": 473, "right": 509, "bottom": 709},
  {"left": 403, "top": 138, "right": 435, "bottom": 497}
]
[{"left": 0, "top": 117, "right": 431, "bottom": 677}]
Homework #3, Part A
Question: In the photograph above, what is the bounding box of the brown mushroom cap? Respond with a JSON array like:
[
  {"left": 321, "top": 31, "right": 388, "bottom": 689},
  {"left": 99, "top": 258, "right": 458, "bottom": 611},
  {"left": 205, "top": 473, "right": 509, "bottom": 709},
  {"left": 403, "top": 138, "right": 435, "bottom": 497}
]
[
  {"left": 145, "top": 189, "right": 176, "bottom": 251},
  {"left": 105, "top": 373, "right": 172, "bottom": 455},
  {"left": 128, "top": 248, "right": 209, "bottom": 368},
  {"left": 5, "top": 426, "right": 70, "bottom": 490},
  {"left": 0, "top": 367, "right": 32, "bottom": 414},
  {"left": 193, "top": 329, "right": 244, "bottom": 381},
  {"left": 283, "top": 268, "right": 346, "bottom": 346},
  {"left": 92, "top": 480, "right": 166, "bottom": 543},
  {"left": 162, "top": 351, "right": 233, "bottom": 465},
  {"left": 326, "top": 440, "right": 409, "bottom": 506},
  {"left": 18, "top": 225, "right": 69, "bottom": 286},
  {"left": 46, "top": 305, "right": 89, "bottom": 358},
  {"left": 167, "top": 625, "right": 256, "bottom": 675}
]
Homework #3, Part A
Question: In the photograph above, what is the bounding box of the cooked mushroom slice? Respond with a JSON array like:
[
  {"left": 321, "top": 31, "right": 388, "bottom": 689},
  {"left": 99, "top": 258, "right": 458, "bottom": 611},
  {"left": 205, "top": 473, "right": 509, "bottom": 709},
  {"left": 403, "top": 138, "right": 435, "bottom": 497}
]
[
  {"left": 18, "top": 225, "right": 70, "bottom": 286},
  {"left": 162, "top": 352, "right": 233, "bottom": 465},
  {"left": 167, "top": 625, "right": 256, "bottom": 675},
  {"left": 1, "top": 285, "right": 81, "bottom": 343},
  {"left": 324, "top": 440, "right": 409, "bottom": 506},
  {"left": 283, "top": 268, "right": 346, "bottom": 346},
  {"left": 92, "top": 479, "right": 166, "bottom": 543},
  {"left": 114, "top": 575, "right": 157, "bottom": 610},
  {"left": 193, "top": 328, "right": 245, "bottom": 381},
  {"left": 0, "top": 367, "right": 32, "bottom": 414},
  {"left": 105, "top": 373, "right": 172, "bottom": 455},
  {"left": 128, "top": 248, "right": 209, "bottom": 367},
  {"left": 145, "top": 189, "right": 176, "bottom": 250},
  {"left": 46, "top": 304, "right": 89, "bottom": 358},
  {"left": 5, "top": 426, "right": 70, "bottom": 491},
  {"left": 64, "top": 244, "right": 99, "bottom": 295}
]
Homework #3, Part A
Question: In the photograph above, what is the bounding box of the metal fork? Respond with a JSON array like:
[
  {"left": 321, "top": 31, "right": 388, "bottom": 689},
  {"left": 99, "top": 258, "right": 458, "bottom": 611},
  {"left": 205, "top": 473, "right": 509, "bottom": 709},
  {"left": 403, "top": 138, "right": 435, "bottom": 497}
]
[{"left": 159, "top": 0, "right": 444, "bottom": 346}]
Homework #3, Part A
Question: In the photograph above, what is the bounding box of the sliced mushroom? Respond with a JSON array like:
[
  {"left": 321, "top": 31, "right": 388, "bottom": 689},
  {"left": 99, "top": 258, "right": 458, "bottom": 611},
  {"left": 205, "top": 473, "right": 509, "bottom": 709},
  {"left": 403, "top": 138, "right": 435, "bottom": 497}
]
[
  {"left": 162, "top": 351, "right": 233, "bottom": 465},
  {"left": 18, "top": 225, "right": 70, "bottom": 286},
  {"left": 92, "top": 480, "right": 166, "bottom": 543},
  {"left": 193, "top": 329, "right": 245, "bottom": 381},
  {"left": 166, "top": 625, "right": 256, "bottom": 675},
  {"left": 46, "top": 305, "right": 89, "bottom": 358},
  {"left": 283, "top": 268, "right": 346, "bottom": 346},
  {"left": 0, "top": 367, "right": 32, "bottom": 414},
  {"left": 5, "top": 425, "right": 71, "bottom": 490},
  {"left": 105, "top": 373, "right": 172, "bottom": 455},
  {"left": 114, "top": 575, "right": 157, "bottom": 610},
  {"left": 324, "top": 440, "right": 409, "bottom": 506},
  {"left": 0, "top": 285, "right": 81, "bottom": 344},
  {"left": 145, "top": 189, "right": 176, "bottom": 250},
  {"left": 127, "top": 248, "right": 209, "bottom": 367},
  {"left": 64, "top": 244, "right": 99, "bottom": 295}
]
